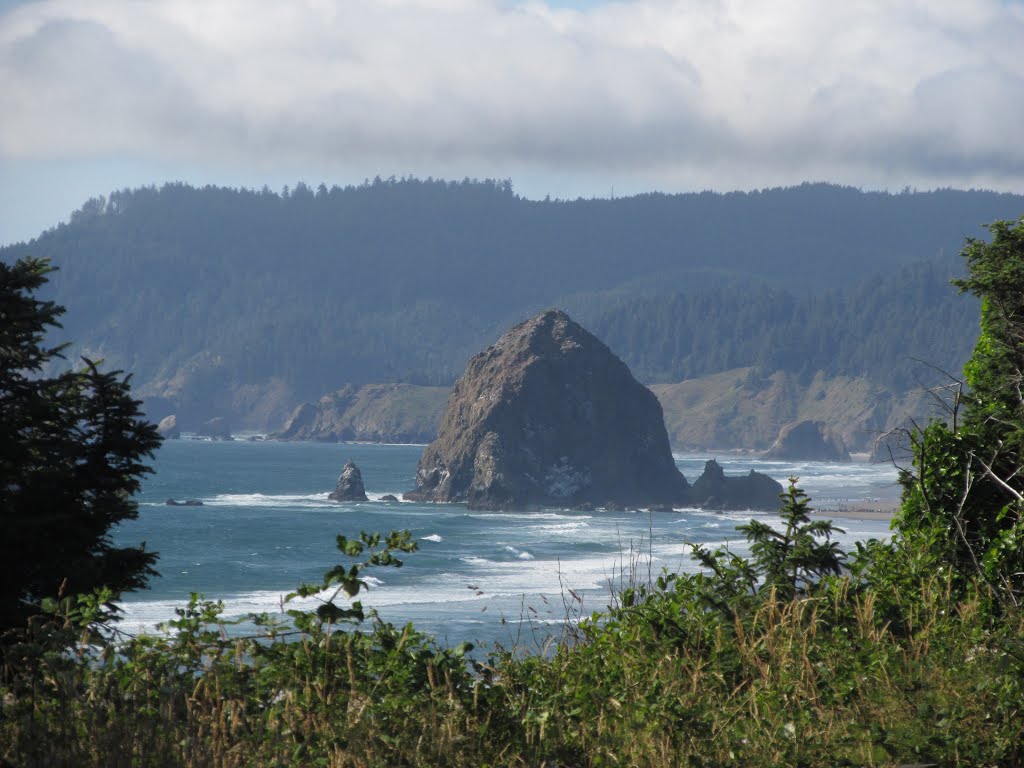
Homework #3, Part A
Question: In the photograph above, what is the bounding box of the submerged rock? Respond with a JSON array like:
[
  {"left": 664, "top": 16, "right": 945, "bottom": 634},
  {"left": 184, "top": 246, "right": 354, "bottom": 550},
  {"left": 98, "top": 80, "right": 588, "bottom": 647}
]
[
  {"left": 405, "top": 309, "right": 689, "bottom": 510},
  {"left": 763, "top": 420, "right": 851, "bottom": 462},
  {"left": 328, "top": 459, "right": 368, "bottom": 502}
]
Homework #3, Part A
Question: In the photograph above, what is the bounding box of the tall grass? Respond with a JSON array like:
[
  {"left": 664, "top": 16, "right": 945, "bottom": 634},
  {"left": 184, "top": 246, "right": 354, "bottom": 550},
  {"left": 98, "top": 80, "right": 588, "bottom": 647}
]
[{"left": 3, "top": 571, "right": 1022, "bottom": 767}]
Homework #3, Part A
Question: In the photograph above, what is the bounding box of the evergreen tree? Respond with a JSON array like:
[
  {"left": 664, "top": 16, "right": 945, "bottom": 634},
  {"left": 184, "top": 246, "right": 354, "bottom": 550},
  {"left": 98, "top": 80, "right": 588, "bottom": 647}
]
[
  {"left": 0, "top": 257, "right": 160, "bottom": 631},
  {"left": 688, "top": 478, "right": 845, "bottom": 616},
  {"left": 738, "top": 479, "right": 845, "bottom": 600}
]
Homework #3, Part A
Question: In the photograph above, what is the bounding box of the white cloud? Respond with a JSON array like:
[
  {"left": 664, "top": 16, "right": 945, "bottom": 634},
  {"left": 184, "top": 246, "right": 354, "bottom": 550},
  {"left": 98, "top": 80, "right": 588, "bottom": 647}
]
[{"left": 1, "top": 0, "right": 1023, "bottom": 195}]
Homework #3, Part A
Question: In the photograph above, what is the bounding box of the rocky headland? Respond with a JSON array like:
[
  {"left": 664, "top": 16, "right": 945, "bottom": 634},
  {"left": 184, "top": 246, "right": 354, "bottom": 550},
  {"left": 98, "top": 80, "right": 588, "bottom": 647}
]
[
  {"left": 272, "top": 383, "right": 448, "bottom": 444},
  {"left": 156, "top": 415, "right": 180, "bottom": 439},
  {"left": 763, "top": 419, "right": 851, "bottom": 462},
  {"left": 404, "top": 309, "right": 781, "bottom": 511}
]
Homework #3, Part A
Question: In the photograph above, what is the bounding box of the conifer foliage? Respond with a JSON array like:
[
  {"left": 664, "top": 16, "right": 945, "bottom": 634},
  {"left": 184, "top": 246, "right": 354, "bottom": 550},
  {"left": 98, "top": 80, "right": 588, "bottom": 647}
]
[
  {"left": 896, "top": 215, "right": 1024, "bottom": 604},
  {"left": 0, "top": 257, "right": 160, "bottom": 631},
  {"left": 738, "top": 479, "right": 845, "bottom": 600}
]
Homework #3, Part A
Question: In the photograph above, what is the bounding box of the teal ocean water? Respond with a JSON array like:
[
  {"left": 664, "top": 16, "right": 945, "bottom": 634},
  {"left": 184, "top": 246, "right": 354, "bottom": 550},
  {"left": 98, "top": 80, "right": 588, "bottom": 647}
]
[{"left": 114, "top": 439, "right": 899, "bottom": 650}]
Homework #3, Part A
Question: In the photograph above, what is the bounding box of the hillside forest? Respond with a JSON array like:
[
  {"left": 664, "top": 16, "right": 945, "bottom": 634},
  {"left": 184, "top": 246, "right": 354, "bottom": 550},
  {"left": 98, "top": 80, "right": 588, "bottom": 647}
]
[{"left": 3, "top": 178, "right": 1023, "bottom": 451}]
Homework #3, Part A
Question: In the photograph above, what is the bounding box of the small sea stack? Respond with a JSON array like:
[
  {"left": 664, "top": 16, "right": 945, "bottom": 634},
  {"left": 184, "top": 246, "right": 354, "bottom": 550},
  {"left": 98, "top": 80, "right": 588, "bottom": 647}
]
[
  {"left": 329, "top": 459, "right": 368, "bottom": 502},
  {"left": 688, "top": 460, "right": 783, "bottom": 511}
]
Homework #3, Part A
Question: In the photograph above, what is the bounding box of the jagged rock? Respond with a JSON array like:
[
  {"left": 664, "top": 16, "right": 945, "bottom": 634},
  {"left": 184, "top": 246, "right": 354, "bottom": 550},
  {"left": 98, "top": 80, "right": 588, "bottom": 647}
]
[
  {"left": 763, "top": 420, "right": 851, "bottom": 462},
  {"left": 404, "top": 309, "right": 689, "bottom": 510},
  {"left": 197, "top": 417, "right": 233, "bottom": 441},
  {"left": 688, "top": 459, "right": 784, "bottom": 511},
  {"left": 166, "top": 498, "right": 204, "bottom": 506},
  {"left": 157, "top": 415, "right": 180, "bottom": 440},
  {"left": 328, "top": 459, "right": 368, "bottom": 502}
]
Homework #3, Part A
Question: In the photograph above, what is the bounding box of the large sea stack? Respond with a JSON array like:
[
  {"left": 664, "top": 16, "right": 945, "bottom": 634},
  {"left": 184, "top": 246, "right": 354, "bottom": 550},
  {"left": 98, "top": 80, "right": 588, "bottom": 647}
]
[{"left": 405, "top": 310, "right": 689, "bottom": 510}]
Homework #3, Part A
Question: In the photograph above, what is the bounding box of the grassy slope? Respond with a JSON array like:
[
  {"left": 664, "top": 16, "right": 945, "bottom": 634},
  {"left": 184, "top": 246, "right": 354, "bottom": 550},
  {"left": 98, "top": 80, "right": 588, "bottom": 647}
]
[
  {"left": 341, "top": 383, "right": 449, "bottom": 442},
  {"left": 651, "top": 368, "right": 936, "bottom": 453}
]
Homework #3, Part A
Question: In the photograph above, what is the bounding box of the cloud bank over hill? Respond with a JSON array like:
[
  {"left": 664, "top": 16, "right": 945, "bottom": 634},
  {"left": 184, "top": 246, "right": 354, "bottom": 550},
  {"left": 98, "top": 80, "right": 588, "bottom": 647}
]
[{"left": 2, "top": 0, "right": 1023, "bottom": 196}]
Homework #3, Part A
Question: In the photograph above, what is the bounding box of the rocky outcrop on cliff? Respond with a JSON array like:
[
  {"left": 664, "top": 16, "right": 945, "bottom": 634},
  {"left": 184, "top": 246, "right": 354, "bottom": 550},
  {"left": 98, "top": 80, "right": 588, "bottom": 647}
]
[
  {"left": 328, "top": 459, "right": 368, "bottom": 502},
  {"left": 272, "top": 384, "right": 448, "bottom": 443},
  {"left": 156, "top": 415, "right": 180, "bottom": 439},
  {"left": 688, "top": 459, "right": 784, "bottom": 510},
  {"left": 405, "top": 310, "right": 689, "bottom": 510},
  {"left": 763, "top": 420, "right": 851, "bottom": 462}
]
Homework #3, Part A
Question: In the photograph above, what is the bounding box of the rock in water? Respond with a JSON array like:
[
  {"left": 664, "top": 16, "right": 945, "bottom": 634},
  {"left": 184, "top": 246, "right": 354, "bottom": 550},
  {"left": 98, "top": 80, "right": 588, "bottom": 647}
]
[
  {"left": 688, "top": 459, "right": 783, "bottom": 511},
  {"left": 763, "top": 420, "right": 851, "bottom": 462},
  {"left": 197, "top": 417, "right": 233, "bottom": 441},
  {"left": 329, "top": 459, "right": 368, "bottom": 502},
  {"left": 405, "top": 309, "right": 689, "bottom": 510}
]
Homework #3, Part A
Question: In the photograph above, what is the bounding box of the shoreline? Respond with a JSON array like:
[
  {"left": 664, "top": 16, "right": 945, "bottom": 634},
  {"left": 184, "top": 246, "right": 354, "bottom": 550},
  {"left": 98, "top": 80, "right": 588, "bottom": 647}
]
[{"left": 817, "top": 506, "right": 896, "bottom": 521}]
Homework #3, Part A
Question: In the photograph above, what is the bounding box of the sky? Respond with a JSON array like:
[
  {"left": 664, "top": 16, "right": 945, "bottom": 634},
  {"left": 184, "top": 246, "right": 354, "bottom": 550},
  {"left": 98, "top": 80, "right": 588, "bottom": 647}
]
[{"left": 1, "top": 0, "right": 1023, "bottom": 245}]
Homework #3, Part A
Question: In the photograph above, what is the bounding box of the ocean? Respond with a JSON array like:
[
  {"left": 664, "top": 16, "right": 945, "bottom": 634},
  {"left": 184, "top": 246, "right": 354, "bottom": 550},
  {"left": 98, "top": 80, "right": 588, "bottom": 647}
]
[{"left": 113, "top": 439, "right": 900, "bottom": 650}]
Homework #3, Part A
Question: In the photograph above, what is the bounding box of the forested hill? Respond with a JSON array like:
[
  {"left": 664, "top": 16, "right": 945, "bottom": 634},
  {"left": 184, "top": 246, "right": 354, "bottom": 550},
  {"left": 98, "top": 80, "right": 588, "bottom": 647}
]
[
  {"left": 575, "top": 259, "right": 979, "bottom": 391},
  {"left": 2, "top": 178, "right": 1021, "bottom": 436}
]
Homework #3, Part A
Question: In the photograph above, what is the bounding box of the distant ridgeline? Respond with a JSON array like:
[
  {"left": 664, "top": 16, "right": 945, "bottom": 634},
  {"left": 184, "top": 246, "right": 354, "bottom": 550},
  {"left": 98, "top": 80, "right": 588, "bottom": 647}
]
[{"left": 3, "top": 178, "right": 1020, "bottom": 449}]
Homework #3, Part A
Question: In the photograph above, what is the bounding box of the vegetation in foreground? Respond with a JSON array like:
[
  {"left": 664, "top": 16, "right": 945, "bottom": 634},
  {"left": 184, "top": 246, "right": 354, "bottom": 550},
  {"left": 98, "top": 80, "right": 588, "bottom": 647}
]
[{"left": 3, "top": 216, "right": 1024, "bottom": 766}]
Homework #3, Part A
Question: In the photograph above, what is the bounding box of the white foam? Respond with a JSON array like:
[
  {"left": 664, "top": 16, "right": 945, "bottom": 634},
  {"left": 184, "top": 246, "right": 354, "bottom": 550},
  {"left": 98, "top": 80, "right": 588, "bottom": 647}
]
[
  {"left": 366, "top": 491, "right": 411, "bottom": 502},
  {"left": 421, "top": 534, "right": 443, "bottom": 543},
  {"left": 533, "top": 521, "right": 591, "bottom": 535},
  {"left": 502, "top": 545, "right": 535, "bottom": 560},
  {"left": 114, "top": 526, "right": 788, "bottom": 633},
  {"left": 465, "top": 512, "right": 593, "bottom": 521},
  {"left": 204, "top": 492, "right": 336, "bottom": 508}
]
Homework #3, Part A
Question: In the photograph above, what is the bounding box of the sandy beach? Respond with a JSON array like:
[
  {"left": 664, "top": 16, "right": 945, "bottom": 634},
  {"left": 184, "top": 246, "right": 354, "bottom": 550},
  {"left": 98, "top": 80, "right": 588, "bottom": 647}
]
[{"left": 819, "top": 506, "right": 897, "bottom": 521}]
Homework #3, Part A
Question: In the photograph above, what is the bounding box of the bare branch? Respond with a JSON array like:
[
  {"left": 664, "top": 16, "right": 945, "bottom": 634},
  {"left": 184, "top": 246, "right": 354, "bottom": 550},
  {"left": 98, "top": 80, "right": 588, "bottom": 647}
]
[
  {"left": 951, "top": 450, "right": 984, "bottom": 580},
  {"left": 974, "top": 453, "right": 1024, "bottom": 503}
]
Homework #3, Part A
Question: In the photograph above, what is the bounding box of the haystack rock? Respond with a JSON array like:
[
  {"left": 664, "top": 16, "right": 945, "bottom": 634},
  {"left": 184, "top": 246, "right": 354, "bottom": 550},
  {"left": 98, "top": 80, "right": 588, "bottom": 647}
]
[
  {"left": 328, "top": 459, "right": 368, "bottom": 502},
  {"left": 763, "top": 420, "right": 851, "bottom": 462},
  {"left": 404, "top": 310, "right": 689, "bottom": 510}
]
